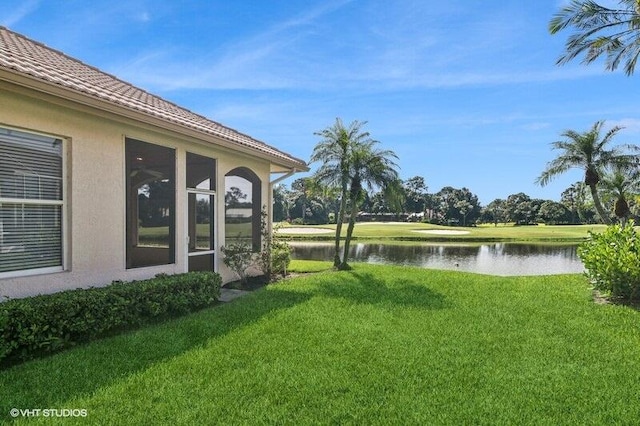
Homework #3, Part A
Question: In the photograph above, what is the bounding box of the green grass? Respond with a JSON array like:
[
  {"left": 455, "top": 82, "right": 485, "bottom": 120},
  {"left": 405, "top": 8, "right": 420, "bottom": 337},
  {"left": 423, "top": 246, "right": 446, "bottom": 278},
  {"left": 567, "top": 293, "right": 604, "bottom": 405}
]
[
  {"left": 288, "top": 259, "right": 333, "bottom": 273},
  {"left": 279, "top": 222, "right": 607, "bottom": 242},
  {"left": 3, "top": 264, "right": 640, "bottom": 424}
]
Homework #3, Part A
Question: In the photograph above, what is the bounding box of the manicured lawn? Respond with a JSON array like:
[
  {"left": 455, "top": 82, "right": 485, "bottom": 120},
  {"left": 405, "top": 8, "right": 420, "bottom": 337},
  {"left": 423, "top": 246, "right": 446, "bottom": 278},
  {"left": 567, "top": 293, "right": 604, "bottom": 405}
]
[
  {"left": 3, "top": 263, "right": 640, "bottom": 424},
  {"left": 278, "top": 222, "right": 607, "bottom": 242}
]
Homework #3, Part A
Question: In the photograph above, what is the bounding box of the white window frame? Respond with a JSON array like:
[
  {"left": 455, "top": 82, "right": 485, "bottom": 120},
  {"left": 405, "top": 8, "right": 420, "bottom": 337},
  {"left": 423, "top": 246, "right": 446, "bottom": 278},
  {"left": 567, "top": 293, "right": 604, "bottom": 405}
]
[{"left": 0, "top": 126, "right": 67, "bottom": 279}]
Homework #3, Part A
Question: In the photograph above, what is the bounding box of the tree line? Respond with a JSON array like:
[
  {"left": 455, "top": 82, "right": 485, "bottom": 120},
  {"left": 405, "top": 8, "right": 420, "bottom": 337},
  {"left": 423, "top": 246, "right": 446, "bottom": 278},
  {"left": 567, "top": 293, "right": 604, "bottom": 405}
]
[{"left": 274, "top": 175, "right": 639, "bottom": 228}]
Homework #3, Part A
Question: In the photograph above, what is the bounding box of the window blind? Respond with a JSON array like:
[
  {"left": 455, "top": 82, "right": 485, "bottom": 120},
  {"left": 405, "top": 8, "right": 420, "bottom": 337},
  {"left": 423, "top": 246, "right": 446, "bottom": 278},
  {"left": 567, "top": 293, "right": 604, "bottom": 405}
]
[{"left": 0, "top": 128, "right": 64, "bottom": 274}]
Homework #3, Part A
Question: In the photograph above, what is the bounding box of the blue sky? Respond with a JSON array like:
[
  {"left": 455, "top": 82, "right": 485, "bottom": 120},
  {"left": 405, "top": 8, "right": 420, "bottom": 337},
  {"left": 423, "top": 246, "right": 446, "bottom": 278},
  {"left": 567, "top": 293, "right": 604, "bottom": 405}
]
[{"left": 2, "top": 0, "right": 640, "bottom": 204}]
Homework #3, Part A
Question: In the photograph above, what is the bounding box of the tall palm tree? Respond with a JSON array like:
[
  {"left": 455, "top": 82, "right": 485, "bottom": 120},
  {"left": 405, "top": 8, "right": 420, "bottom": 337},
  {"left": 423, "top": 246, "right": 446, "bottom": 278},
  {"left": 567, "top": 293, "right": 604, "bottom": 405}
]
[
  {"left": 536, "top": 121, "right": 638, "bottom": 225},
  {"left": 311, "top": 119, "right": 374, "bottom": 268},
  {"left": 549, "top": 0, "right": 640, "bottom": 75},
  {"left": 340, "top": 142, "right": 399, "bottom": 270},
  {"left": 601, "top": 165, "right": 640, "bottom": 226}
]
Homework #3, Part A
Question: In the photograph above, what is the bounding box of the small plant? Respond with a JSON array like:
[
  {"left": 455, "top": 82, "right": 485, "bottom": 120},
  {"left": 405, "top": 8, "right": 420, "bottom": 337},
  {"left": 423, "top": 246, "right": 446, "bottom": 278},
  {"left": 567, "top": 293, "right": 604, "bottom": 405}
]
[
  {"left": 258, "top": 206, "right": 292, "bottom": 279},
  {"left": 220, "top": 236, "right": 255, "bottom": 284},
  {"left": 578, "top": 221, "right": 640, "bottom": 302}
]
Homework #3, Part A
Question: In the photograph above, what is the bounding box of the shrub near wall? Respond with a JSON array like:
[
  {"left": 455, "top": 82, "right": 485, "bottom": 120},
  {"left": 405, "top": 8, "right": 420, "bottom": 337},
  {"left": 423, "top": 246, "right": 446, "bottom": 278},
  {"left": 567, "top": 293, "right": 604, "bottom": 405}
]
[{"left": 0, "top": 272, "right": 221, "bottom": 366}]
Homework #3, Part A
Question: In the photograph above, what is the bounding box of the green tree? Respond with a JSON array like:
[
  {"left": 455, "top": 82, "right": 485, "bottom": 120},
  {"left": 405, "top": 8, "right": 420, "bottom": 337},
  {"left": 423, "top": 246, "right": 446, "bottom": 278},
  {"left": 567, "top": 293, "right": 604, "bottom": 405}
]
[
  {"left": 482, "top": 198, "right": 508, "bottom": 226},
  {"left": 311, "top": 119, "right": 376, "bottom": 268},
  {"left": 601, "top": 165, "right": 640, "bottom": 226},
  {"left": 536, "top": 121, "right": 638, "bottom": 225},
  {"left": 550, "top": 0, "right": 640, "bottom": 75},
  {"left": 306, "top": 176, "right": 340, "bottom": 224},
  {"left": 505, "top": 193, "right": 538, "bottom": 225},
  {"left": 561, "top": 181, "right": 592, "bottom": 224},
  {"left": 537, "top": 200, "right": 571, "bottom": 225},
  {"left": 290, "top": 177, "right": 327, "bottom": 225},
  {"left": 272, "top": 184, "right": 289, "bottom": 222},
  {"left": 403, "top": 176, "right": 429, "bottom": 213},
  {"left": 435, "top": 187, "right": 481, "bottom": 226},
  {"left": 341, "top": 140, "right": 400, "bottom": 270}
]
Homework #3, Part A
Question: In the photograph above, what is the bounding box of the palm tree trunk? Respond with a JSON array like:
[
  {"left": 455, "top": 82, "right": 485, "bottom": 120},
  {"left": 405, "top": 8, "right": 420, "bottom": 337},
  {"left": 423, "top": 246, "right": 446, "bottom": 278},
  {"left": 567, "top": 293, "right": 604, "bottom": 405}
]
[
  {"left": 340, "top": 201, "right": 359, "bottom": 270},
  {"left": 588, "top": 183, "right": 612, "bottom": 225},
  {"left": 333, "top": 192, "right": 347, "bottom": 268}
]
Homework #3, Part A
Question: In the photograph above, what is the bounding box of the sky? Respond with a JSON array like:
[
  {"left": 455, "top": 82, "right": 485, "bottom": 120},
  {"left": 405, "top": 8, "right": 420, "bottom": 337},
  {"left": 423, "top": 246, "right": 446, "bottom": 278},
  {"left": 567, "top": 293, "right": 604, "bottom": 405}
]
[{"left": 2, "top": 0, "right": 640, "bottom": 204}]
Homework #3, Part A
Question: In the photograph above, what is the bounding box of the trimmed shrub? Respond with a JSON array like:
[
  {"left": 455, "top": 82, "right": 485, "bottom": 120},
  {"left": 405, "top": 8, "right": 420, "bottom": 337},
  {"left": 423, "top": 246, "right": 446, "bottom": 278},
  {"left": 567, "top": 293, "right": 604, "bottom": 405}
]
[
  {"left": 0, "top": 272, "right": 221, "bottom": 366},
  {"left": 578, "top": 222, "right": 640, "bottom": 302}
]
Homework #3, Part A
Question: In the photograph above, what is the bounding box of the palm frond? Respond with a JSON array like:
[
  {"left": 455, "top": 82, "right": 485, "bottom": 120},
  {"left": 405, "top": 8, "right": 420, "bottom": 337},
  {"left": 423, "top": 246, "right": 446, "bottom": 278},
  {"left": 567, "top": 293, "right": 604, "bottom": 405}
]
[{"left": 551, "top": 0, "right": 640, "bottom": 74}]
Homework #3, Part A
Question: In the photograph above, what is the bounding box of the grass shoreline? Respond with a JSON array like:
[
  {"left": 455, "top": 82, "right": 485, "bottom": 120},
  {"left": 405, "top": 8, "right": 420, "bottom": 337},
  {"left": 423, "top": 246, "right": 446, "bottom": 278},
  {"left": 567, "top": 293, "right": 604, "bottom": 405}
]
[
  {"left": 276, "top": 222, "right": 607, "bottom": 243},
  {"left": 3, "top": 264, "right": 640, "bottom": 424}
]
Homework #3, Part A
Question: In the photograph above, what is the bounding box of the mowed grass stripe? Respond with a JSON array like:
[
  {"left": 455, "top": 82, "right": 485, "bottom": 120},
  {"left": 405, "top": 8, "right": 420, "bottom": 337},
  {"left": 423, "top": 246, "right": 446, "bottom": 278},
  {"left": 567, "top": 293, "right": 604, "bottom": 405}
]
[{"left": 3, "top": 264, "right": 640, "bottom": 425}]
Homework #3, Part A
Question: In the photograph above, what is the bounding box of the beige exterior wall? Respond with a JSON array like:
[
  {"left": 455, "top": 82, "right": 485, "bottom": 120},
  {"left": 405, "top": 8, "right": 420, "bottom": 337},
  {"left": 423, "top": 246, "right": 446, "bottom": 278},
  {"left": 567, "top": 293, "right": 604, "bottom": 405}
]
[{"left": 0, "top": 84, "right": 273, "bottom": 299}]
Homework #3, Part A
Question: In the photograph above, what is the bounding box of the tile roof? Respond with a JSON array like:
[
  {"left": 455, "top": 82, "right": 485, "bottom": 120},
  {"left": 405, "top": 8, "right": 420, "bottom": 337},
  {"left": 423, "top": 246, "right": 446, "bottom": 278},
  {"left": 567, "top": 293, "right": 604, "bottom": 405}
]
[{"left": 0, "top": 26, "right": 307, "bottom": 170}]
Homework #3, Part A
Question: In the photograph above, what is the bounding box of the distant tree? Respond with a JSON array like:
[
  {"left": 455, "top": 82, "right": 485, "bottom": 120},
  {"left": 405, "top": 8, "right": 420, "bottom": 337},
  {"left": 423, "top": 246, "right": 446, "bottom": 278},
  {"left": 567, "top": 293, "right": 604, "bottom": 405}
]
[
  {"left": 272, "top": 184, "right": 289, "bottom": 222},
  {"left": 435, "top": 187, "right": 481, "bottom": 226},
  {"left": 482, "top": 199, "right": 508, "bottom": 226},
  {"left": 369, "top": 179, "right": 405, "bottom": 216},
  {"left": 537, "top": 201, "right": 571, "bottom": 225},
  {"left": 290, "top": 177, "right": 327, "bottom": 225},
  {"left": 505, "top": 193, "right": 538, "bottom": 225},
  {"left": 536, "top": 121, "right": 639, "bottom": 225},
  {"left": 141, "top": 181, "right": 173, "bottom": 226},
  {"left": 549, "top": 0, "right": 640, "bottom": 75},
  {"left": 403, "top": 176, "right": 429, "bottom": 213},
  {"left": 225, "top": 186, "right": 248, "bottom": 208},
  {"left": 561, "top": 181, "right": 590, "bottom": 224}
]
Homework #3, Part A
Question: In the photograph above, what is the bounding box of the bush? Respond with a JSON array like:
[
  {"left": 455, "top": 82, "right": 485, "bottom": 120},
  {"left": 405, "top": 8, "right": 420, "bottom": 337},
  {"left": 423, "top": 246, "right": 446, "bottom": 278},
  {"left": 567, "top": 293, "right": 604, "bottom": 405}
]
[
  {"left": 578, "top": 222, "right": 640, "bottom": 302},
  {"left": 221, "top": 239, "right": 255, "bottom": 283},
  {"left": 0, "top": 272, "right": 221, "bottom": 366},
  {"left": 257, "top": 208, "right": 291, "bottom": 279}
]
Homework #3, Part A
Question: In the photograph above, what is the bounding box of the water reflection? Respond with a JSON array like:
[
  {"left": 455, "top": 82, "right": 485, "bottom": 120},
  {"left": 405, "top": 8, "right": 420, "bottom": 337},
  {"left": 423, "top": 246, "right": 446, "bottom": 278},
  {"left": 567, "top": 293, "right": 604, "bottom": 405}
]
[{"left": 290, "top": 242, "right": 584, "bottom": 276}]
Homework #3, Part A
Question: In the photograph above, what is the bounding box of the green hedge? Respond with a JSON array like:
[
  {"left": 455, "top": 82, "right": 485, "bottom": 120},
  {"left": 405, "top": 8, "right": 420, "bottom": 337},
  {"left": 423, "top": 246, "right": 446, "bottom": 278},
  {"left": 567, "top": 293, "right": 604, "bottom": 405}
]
[
  {"left": 0, "top": 272, "right": 221, "bottom": 367},
  {"left": 578, "top": 222, "right": 640, "bottom": 302}
]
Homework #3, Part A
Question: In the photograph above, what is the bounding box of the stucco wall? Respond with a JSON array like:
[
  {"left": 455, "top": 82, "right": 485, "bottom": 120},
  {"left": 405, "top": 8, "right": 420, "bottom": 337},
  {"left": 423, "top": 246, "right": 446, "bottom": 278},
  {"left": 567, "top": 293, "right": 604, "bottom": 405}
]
[{"left": 0, "top": 84, "right": 272, "bottom": 299}]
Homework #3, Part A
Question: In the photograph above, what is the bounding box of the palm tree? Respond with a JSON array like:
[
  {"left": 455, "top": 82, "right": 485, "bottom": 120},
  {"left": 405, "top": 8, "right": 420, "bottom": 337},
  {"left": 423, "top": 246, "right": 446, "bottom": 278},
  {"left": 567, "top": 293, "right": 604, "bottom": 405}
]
[
  {"left": 601, "top": 165, "right": 640, "bottom": 226},
  {"left": 311, "top": 119, "right": 374, "bottom": 268},
  {"left": 340, "top": 142, "right": 400, "bottom": 270},
  {"left": 536, "top": 121, "right": 638, "bottom": 225},
  {"left": 549, "top": 0, "right": 640, "bottom": 75}
]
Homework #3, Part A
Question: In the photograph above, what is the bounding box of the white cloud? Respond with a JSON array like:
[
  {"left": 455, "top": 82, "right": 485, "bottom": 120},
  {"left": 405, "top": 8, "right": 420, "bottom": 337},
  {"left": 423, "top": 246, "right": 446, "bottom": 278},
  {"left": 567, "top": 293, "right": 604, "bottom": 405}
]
[
  {"left": 108, "top": 0, "right": 608, "bottom": 94},
  {"left": 0, "top": 0, "right": 39, "bottom": 27}
]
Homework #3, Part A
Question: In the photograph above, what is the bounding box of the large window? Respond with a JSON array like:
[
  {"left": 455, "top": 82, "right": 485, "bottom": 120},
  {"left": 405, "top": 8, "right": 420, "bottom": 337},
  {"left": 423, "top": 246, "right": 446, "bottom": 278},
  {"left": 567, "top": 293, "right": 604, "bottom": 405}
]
[
  {"left": 126, "top": 138, "right": 175, "bottom": 268},
  {"left": 0, "top": 127, "right": 64, "bottom": 276},
  {"left": 225, "top": 167, "right": 261, "bottom": 251}
]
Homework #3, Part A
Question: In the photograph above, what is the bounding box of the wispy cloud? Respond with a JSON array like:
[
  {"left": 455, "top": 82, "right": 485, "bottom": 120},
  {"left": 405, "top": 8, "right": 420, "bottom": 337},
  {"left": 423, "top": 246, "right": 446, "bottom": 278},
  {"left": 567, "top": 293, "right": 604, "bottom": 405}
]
[
  {"left": 109, "top": 0, "right": 608, "bottom": 94},
  {"left": 0, "top": 0, "right": 39, "bottom": 27},
  {"left": 113, "top": 0, "right": 355, "bottom": 91}
]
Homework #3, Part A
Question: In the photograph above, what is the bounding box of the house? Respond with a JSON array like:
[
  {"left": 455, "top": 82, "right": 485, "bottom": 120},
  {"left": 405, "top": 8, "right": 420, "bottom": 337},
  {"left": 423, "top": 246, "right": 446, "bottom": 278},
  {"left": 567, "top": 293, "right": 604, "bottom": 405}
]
[{"left": 0, "top": 26, "right": 308, "bottom": 299}]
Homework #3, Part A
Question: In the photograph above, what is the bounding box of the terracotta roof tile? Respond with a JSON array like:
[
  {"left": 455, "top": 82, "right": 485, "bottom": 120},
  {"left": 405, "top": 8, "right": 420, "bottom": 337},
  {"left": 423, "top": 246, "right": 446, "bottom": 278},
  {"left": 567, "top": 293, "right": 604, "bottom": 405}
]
[{"left": 0, "top": 26, "right": 307, "bottom": 169}]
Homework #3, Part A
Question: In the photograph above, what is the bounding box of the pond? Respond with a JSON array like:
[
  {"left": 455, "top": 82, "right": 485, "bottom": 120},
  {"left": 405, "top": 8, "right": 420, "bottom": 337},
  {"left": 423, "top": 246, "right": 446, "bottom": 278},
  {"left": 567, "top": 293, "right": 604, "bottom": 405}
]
[{"left": 289, "top": 242, "right": 584, "bottom": 276}]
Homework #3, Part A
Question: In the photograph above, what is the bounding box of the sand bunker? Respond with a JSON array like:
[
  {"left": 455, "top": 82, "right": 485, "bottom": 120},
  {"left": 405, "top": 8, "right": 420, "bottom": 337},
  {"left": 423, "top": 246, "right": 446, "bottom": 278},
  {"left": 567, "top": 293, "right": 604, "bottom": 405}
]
[
  {"left": 412, "top": 230, "right": 471, "bottom": 235},
  {"left": 276, "top": 227, "right": 334, "bottom": 234}
]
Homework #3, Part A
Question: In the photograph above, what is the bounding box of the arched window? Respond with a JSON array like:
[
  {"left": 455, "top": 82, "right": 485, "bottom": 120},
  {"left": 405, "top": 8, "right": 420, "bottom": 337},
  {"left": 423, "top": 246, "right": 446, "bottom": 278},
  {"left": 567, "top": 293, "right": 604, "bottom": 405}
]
[{"left": 224, "top": 167, "right": 261, "bottom": 251}]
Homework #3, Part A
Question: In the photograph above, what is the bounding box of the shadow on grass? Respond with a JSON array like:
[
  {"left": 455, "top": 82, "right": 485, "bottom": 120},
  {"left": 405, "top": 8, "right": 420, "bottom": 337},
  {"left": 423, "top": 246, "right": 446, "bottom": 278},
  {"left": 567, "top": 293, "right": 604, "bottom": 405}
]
[
  {"left": 0, "top": 287, "right": 311, "bottom": 416},
  {"left": 316, "top": 271, "right": 450, "bottom": 310}
]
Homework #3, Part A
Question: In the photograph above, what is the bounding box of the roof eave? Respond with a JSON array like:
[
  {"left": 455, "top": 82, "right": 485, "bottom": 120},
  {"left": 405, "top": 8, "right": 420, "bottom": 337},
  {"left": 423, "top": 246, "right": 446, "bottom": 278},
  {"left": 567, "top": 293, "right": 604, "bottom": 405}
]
[{"left": 0, "top": 67, "right": 309, "bottom": 172}]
